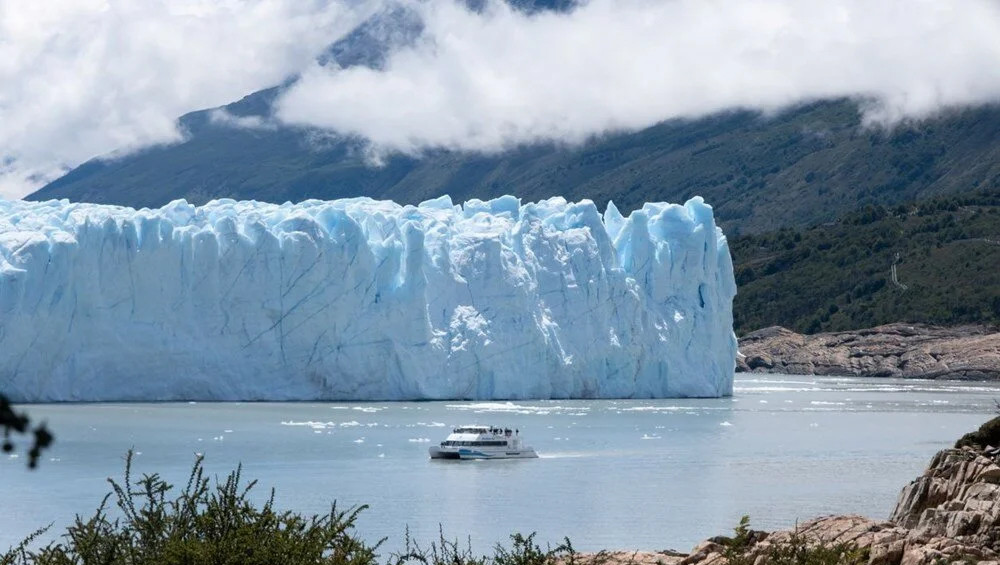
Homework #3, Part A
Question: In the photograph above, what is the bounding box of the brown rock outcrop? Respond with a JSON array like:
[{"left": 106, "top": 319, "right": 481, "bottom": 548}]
[{"left": 736, "top": 323, "right": 1000, "bottom": 380}]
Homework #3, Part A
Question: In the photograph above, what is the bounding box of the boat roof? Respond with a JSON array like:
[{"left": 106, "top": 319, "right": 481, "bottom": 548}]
[{"left": 452, "top": 425, "right": 514, "bottom": 433}]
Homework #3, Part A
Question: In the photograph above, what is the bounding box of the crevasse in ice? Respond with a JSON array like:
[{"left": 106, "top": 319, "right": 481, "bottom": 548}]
[{"left": 0, "top": 195, "right": 736, "bottom": 401}]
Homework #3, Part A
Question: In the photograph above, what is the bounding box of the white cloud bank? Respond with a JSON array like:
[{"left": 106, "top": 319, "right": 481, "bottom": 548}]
[
  {"left": 277, "top": 0, "right": 1000, "bottom": 156},
  {"left": 0, "top": 0, "right": 375, "bottom": 198},
  {"left": 4, "top": 0, "right": 1000, "bottom": 199}
]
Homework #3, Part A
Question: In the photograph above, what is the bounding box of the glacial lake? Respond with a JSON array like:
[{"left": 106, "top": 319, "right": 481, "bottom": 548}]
[{"left": 3, "top": 374, "right": 999, "bottom": 554}]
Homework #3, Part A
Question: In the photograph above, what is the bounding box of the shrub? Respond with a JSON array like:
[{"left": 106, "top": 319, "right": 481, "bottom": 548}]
[
  {"left": 2, "top": 451, "right": 381, "bottom": 565},
  {"left": 955, "top": 415, "right": 1000, "bottom": 449}
]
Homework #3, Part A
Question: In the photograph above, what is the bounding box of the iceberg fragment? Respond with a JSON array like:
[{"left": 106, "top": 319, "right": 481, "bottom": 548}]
[{"left": 0, "top": 195, "right": 737, "bottom": 401}]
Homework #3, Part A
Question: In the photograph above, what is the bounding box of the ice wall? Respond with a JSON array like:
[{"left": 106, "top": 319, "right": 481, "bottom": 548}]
[{"left": 0, "top": 195, "right": 737, "bottom": 401}]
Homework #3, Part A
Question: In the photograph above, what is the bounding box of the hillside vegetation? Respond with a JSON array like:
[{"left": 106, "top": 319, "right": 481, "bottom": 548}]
[
  {"left": 31, "top": 98, "right": 1000, "bottom": 235},
  {"left": 731, "top": 190, "right": 1000, "bottom": 334}
]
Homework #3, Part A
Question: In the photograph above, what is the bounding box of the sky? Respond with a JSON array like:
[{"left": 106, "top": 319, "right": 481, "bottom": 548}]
[{"left": 3, "top": 0, "right": 1000, "bottom": 199}]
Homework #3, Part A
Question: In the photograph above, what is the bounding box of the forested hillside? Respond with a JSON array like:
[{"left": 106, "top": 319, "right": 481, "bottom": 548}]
[
  {"left": 31, "top": 99, "right": 1000, "bottom": 235},
  {"left": 731, "top": 190, "right": 1000, "bottom": 334}
]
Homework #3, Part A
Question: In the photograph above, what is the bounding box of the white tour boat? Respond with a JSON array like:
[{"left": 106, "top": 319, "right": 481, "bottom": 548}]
[{"left": 429, "top": 425, "right": 538, "bottom": 460}]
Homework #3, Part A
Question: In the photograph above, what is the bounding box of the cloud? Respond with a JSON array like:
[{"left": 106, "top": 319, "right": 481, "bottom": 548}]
[
  {"left": 208, "top": 109, "right": 278, "bottom": 130},
  {"left": 0, "top": 0, "right": 377, "bottom": 199},
  {"left": 276, "top": 0, "right": 1000, "bottom": 157},
  {"left": 5, "top": 0, "right": 1000, "bottom": 200}
]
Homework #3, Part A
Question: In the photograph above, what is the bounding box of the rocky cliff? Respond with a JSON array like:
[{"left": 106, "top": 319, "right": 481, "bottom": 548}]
[
  {"left": 736, "top": 323, "right": 1000, "bottom": 380},
  {"left": 589, "top": 416, "right": 1000, "bottom": 564}
]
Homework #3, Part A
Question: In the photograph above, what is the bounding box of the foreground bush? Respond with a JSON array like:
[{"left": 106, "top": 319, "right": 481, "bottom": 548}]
[
  {"left": 2, "top": 451, "right": 380, "bottom": 565},
  {"left": 3, "top": 453, "right": 587, "bottom": 565},
  {"left": 955, "top": 414, "right": 1000, "bottom": 449}
]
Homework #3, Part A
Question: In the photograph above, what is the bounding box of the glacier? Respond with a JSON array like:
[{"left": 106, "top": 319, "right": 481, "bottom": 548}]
[{"left": 0, "top": 195, "right": 737, "bottom": 402}]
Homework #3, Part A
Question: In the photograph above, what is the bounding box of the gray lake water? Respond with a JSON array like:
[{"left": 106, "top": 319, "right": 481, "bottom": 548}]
[{"left": 3, "top": 375, "right": 999, "bottom": 554}]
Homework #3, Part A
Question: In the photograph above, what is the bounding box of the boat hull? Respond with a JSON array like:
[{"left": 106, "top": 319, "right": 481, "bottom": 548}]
[{"left": 429, "top": 446, "right": 538, "bottom": 460}]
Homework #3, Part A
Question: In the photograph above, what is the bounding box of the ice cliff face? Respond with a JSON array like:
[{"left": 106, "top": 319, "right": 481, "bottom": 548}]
[{"left": 0, "top": 195, "right": 736, "bottom": 401}]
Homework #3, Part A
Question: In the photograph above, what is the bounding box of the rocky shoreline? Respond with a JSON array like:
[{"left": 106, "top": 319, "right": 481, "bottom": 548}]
[
  {"left": 583, "top": 417, "right": 1000, "bottom": 565},
  {"left": 736, "top": 323, "right": 1000, "bottom": 380}
]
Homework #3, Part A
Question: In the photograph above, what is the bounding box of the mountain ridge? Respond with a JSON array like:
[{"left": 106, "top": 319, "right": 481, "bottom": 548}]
[{"left": 30, "top": 98, "right": 1000, "bottom": 235}]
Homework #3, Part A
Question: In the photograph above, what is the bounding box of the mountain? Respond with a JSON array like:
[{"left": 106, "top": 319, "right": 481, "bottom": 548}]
[
  {"left": 27, "top": 0, "right": 1000, "bottom": 234},
  {"left": 30, "top": 96, "right": 1000, "bottom": 235}
]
